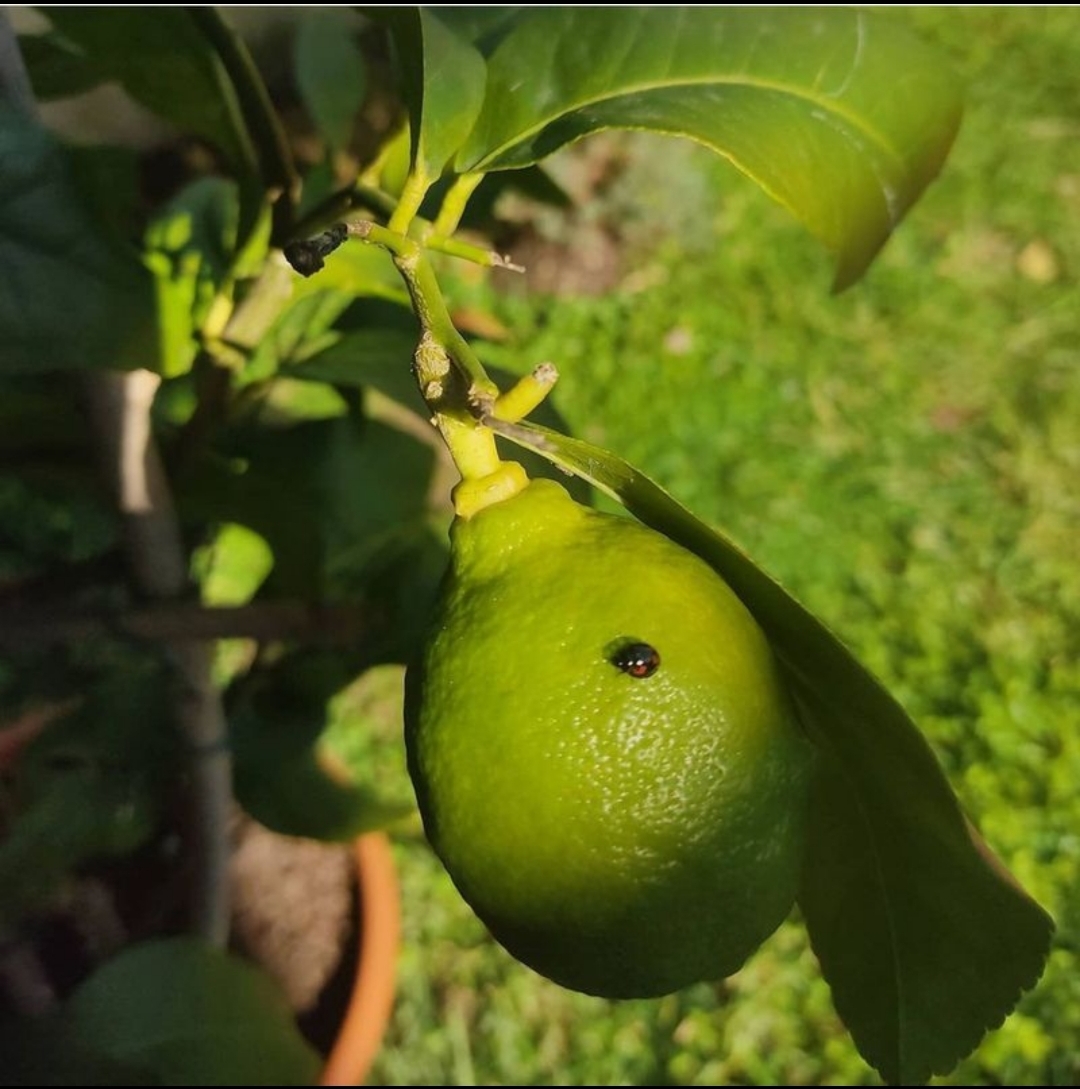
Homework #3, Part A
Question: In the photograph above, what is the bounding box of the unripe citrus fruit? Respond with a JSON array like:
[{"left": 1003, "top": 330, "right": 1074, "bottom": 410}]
[{"left": 404, "top": 476, "right": 813, "bottom": 998}]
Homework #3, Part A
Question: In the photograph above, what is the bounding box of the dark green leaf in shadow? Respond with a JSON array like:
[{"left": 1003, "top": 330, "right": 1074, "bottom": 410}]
[
  {"left": 488, "top": 418, "right": 1053, "bottom": 1084},
  {"left": 0, "top": 650, "right": 176, "bottom": 924},
  {"left": 0, "top": 1013, "right": 155, "bottom": 1086},
  {"left": 381, "top": 8, "right": 487, "bottom": 179},
  {"left": 231, "top": 649, "right": 412, "bottom": 840},
  {"left": 65, "top": 938, "right": 322, "bottom": 1086},
  {"left": 455, "top": 8, "right": 963, "bottom": 287},
  {"left": 285, "top": 325, "right": 423, "bottom": 413},
  {"left": 295, "top": 10, "right": 367, "bottom": 154},
  {"left": 242, "top": 289, "right": 358, "bottom": 386},
  {"left": 17, "top": 30, "right": 102, "bottom": 100},
  {"left": 43, "top": 9, "right": 257, "bottom": 179},
  {"left": 187, "top": 7, "right": 299, "bottom": 231},
  {"left": 0, "top": 110, "right": 157, "bottom": 373},
  {"left": 66, "top": 145, "right": 141, "bottom": 248},
  {"left": 184, "top": 414, "right": 435, "bottom": 598}
]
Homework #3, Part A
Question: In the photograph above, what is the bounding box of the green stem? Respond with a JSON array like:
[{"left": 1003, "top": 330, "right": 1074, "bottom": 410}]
[
  {"left": 387, "top": 169, "right": 431, "bottom": 234},
  {"left": 430, "top": 172, "right": 485, "bottom": 238},
  {"left": 427, "top": 235, "right": 524, "bottom": 271},
  {"left": 346, "top": 222, "right": 499, "bottom": 403},
  {"left": 286, "top": 216, "right": 527, "bottom": 512},
  {"left": 492, "top": 363, "right": 560, "bottom": 422},
  {"left": 288, "top": 181, "right": 398, "bottom": 243}
]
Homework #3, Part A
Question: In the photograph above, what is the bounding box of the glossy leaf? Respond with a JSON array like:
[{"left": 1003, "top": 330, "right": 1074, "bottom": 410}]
[
  {"left": 489, "top": 418, "right": 1053, "bottom": 1084},
  {"left": 65, "top": 938, "right": 322, "bottom": 1085},
  {"left": 383, "top": 8, "right": 487, "bottom": 179},
  {"left": 432, "top": 7, "right": 525, "bottom": 54},
  {"left": 295, "top": 9, "right": 367, "bottom": 153},
  {"left": 455, "top": 7, "right": 962, "bottom": 287},
  {"left": 0, "top": 110, "right": 158, "bottom": 373}
]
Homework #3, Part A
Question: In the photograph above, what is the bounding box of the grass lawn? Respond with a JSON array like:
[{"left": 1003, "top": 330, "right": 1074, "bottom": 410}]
[{"left": 334, "top": 8, "right": 1080, "bottom": 1085}]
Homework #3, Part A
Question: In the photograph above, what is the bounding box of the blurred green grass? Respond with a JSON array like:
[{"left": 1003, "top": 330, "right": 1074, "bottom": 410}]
[{"left": 330, "top": 8, "right": 1080, "bottom": 1085}]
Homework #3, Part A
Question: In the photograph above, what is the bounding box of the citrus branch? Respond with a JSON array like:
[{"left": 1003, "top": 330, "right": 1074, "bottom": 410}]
[
  {"left": 282, "top": 219, "right": 554, "bottom": 515},
  {"left": 430, "top": 172, "right": 485, "bottom": 238}
]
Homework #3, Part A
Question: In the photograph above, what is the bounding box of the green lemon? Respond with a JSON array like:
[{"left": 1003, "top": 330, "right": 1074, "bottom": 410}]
[{"left": 404, "top": 476, "right": 813, "bottom": 998}]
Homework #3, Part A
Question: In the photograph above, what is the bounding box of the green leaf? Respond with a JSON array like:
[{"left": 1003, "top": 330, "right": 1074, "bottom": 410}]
[
  {"left": 144, "top": 177, "right": 245, "bottom": 378},
  {"left": 187, "top": 7, "right": 299, "bottom": 227},
  {"left": 285, "top": 325, "right": 423, "bottom": 412},
  {"left": 184, "top": 415, "right": 435, "bottom": 598},
  {"left": 0, "top": 651, "right": 176, "bottom": 924},
  {"left": 295, "top": 10, "right": 367, "bottom": 153},
  {"left": 242, "top": 290, "right": 358, "bottom": 386},
  {"left": 0, "top": 1014, "right": 153, "bottom": 1086},
  {"left": 196, "top": 522, "right": 274, "bottom": 608},
  {"left": 382, "top": 8, "right": 488, "bottom": 179},
  {"left": 489, "top": 419, "right": 1053, "bottom": 1084},
  {"left": 17, "top": 30, "right": 103, "bottom": 100},
  {"left": 0, "top": 110, "right": 158, "bottom": 373},
  {"left": 42, "top": 9, "right": 257, "bottom": 179},
  {"left": 231, "top": 651, "right": 413, "bottom": 840},
  {"left": 67, "top": 146, "right": 142, "bottom": 248},
  {"left": 41, "top": 9, "right": 287, "bottom": 247},
  {"left": 65, "top": 938, "right": 322, "bottom": 1086},
  {"left": 432, "top": 7, "right": 524, "bottom": 54},
  {"left": 454, "top": 8, "right": 963, "bottom": 287}
]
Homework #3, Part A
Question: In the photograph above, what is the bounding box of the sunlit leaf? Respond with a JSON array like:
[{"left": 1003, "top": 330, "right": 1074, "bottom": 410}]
[
  {"left": 489, "top": 418, "right": 1053, "bottom": 1083},
  {"left": 381, "top": 8, "right": 487, "bottom": 179},
  {"left": 196, "top": 523, "right": 274, "bottom": 608},
  {"left": 455, "top": 7, "right": 962, "bottom": 287},
  {"left": 144, "top": 177, "right": 244, "bottom": 378},
  {"left": 431, "top": 7, "right": 524, "bottom": 54}
]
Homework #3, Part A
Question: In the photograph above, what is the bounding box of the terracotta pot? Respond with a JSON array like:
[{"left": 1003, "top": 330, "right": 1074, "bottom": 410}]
[{"left": 319, "top": 832, "right": 401, "bottom": 1086}]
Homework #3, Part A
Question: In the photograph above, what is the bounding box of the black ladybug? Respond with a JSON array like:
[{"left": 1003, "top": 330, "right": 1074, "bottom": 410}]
[{"left": 610, "top": 641, "right": 661, "bottom": 679}]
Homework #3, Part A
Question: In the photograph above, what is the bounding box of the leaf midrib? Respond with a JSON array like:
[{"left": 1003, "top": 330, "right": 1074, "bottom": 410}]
[{"left": 466, "top": 71, "right": 906, "bottom": 175}]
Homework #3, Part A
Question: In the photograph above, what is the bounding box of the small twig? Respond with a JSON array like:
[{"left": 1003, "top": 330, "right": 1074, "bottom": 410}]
[{"left": 0, "top": 601, "right": 371, "bottom": 648}]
